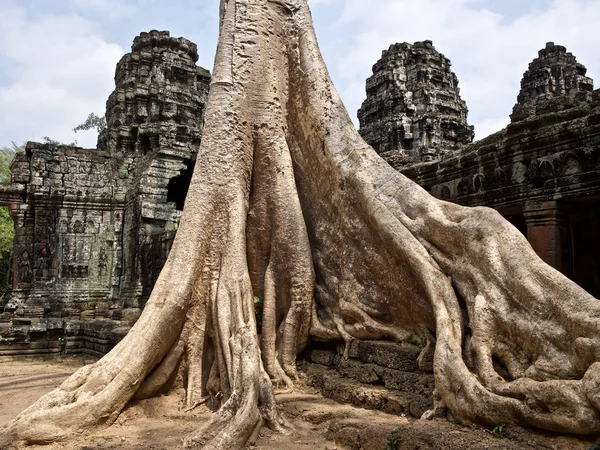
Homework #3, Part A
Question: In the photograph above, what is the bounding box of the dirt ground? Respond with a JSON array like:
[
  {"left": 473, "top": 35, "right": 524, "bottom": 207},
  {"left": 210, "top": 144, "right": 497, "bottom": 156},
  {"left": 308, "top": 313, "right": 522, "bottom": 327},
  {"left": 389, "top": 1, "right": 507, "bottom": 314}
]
[{"left": 0, "top": 356, "right": 598, "bottom": 450}]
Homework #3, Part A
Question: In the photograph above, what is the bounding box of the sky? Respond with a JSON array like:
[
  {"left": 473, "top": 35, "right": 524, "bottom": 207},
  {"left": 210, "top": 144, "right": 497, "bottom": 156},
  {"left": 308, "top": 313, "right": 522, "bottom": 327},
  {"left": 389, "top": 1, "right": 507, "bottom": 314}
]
[{"left": 0, "top": 0, "right": 598, "bottom": 149}]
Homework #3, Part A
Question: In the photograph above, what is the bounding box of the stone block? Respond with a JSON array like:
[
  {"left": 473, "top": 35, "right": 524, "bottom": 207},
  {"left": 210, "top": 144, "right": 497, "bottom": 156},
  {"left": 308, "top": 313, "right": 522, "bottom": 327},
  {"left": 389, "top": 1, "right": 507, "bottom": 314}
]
[
  {"left": 29, "top": 320, "right": 48, "bottom": 333},
  {"left": 65, "top": 320, "right": 83, "bottom": 335},
  {"left": 308, "top": 349, "right": 337, "bottom": 366},
  {"left": 339, "top": 340, "right": 421, "bottom": 372},
  {"left": 141, "top": 200, "right": 179, "bottom": 221},
  {"left": 47, "top": 318, "right": 65, "bottom": 330},
  {"left": 307, "top": 365, "right": 431, "bottom": 418},
  {"left": 30, "top": 176, "right": 44, "bottom": 186},
  {"left": 80, "top": 310, "right": 96, "bottom": 321},
  {"left": 335, "top": 357, "right": 434, "bottom": 397},
  {"left": 0, "top": 322, "right": 12, "bottom": 336},
  {"left": 110, "top": 326, "right": 132, "bottom": 344}
]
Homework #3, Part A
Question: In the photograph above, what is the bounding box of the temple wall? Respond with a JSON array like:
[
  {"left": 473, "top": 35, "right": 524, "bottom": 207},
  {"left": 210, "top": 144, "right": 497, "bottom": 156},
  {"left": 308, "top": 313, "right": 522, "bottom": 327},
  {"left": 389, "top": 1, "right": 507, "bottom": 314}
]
[
  {"left": 365, "top": 41, "right": 600, "bottom": 297},
  {"left": 0, "top": 31, "right": 209, "bottom": 356},
  {"left": 400, "top": 93, "right": 600, "bottom": 296},
  {"left": 5, "top": 144, "right": 125, "bottom": 317}
]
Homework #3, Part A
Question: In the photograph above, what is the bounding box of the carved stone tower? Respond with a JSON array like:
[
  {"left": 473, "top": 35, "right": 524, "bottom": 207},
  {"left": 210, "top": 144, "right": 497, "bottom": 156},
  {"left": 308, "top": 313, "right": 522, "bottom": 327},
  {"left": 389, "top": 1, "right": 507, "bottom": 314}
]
[
  {"left": 100, "top": 30, "right": 211, "bottom": 306},
  {"left": 358, "top": 41, "right": 474, "bottom": 165},
  {"left": 0, "top": 31, "right": 210, "bottom": 355},
  {"left": 99, "top": 30, "right": 210, "bottom": 155},
  {"left": 511, "top": 42, "right": 594, "bottom": 122}
]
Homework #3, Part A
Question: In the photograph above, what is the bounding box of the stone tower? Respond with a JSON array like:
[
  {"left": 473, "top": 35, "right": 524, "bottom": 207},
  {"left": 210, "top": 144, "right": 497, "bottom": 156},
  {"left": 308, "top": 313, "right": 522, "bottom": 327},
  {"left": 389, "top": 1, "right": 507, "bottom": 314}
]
[
  {"left": 0, "top": 31, "right": 210, "bottom": 355},
  {"left": 99, "top": 30, "right": 211, "bottom": 306},
  {"left": 358, "top": 41, "right": 474, "bottom": 165},
  {"left": 99, "top": 30, "right": 210, "bottom": 154},
  {"left": 510, "top": 42, "right": 594, "bottom": 122}
]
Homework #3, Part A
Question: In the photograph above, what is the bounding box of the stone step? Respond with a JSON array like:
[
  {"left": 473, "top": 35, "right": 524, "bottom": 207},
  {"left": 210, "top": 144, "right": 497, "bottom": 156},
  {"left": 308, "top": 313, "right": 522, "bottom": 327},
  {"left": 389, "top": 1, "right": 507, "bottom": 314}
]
[
  {"left": 306, "top": 363, "right": 432, "bottom": 419},
  {"left": 0, "top": 319, "right": 131, "bottom": 357},
  {"left": 294, "top": 370, "right": 595, "bottom": 450},
  {"left": 324, "top": 411, "right": 578, "bottom": 450},
  {"left": 307, "top": 340, "right": 434, "bottom": 403},
  {"left": 342, "top": 340, "right": 424, "bottom": 372},
  {"left": 309, "top": 339, "right": 432, "bottom": 373},
  {"left": 306, "top": 340, "right": 435, "bottom": 419}
]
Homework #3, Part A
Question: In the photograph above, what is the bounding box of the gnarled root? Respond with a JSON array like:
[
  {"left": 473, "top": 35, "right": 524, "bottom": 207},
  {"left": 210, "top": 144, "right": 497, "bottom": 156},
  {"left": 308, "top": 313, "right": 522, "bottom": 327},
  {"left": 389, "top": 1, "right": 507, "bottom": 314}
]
[{"left": 3, "top": 0, "right": 600, "bottom": 448}]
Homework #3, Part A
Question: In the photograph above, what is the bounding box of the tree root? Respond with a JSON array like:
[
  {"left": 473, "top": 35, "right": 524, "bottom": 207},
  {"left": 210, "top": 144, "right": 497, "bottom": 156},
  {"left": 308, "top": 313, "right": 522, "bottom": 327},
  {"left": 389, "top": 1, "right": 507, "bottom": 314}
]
[{"left": 3, "top": 0, "right": 600, "bottom": 448}]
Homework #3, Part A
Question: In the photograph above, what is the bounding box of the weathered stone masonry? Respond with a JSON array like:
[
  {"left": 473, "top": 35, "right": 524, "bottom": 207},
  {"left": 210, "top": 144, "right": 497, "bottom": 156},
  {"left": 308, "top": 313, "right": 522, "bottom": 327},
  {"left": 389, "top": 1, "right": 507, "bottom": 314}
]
[
  {"left": 362, "top": 42, "right": 600, "bottom": 298},
  {"left": 101, "top": 30, "right": 210, "bottom": 306},
  {"left": 0, "top": 31, "right": 209, "bottom": 355},
  {"left": 358, "top": 41, "right": 474, "bottom": 165}
]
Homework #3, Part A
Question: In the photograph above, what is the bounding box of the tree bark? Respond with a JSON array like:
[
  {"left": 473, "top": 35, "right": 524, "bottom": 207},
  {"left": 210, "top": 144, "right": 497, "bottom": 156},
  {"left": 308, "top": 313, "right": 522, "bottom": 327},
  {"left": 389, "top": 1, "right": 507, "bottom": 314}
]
[{"left": 2, "top": 0, "right": 600, "bottom": 448}]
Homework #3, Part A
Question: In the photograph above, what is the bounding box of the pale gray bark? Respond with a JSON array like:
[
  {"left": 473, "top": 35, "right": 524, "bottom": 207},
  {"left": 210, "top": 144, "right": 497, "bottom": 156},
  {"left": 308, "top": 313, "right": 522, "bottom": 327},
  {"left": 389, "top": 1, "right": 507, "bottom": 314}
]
[{"left": 2, "top": 0, "right": 600, "bottom": 448}]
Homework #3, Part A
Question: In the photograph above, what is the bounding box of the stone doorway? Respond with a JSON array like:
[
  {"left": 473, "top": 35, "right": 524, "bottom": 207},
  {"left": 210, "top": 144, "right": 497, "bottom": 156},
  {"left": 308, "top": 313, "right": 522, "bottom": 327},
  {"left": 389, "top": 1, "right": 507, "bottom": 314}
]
[
  {"left": 167, "top": 159, "right": 195, "bottom": 211},
  {"left": 566, "top": 198, "right": 600, "bottom": 298}
]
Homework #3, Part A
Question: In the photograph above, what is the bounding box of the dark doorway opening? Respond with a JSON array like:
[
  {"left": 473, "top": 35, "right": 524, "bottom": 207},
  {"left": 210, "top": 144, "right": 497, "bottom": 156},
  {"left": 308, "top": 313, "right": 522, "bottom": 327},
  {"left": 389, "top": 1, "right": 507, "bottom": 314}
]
[
  {"left": 504, "top": 213, "right": 527, "bottom": 237},
  {"left": 167, "top": 159, "right": 194, "bottom": 211},
  {"left": 566, "top": 199, "right": 600, "bottom": 298}
]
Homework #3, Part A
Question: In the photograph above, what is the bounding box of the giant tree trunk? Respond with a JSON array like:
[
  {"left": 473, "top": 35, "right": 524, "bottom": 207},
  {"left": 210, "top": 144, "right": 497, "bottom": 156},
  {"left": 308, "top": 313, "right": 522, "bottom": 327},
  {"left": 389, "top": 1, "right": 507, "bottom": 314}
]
[{"left": 3, "top": 0, "right": 600, "bottom": 448}]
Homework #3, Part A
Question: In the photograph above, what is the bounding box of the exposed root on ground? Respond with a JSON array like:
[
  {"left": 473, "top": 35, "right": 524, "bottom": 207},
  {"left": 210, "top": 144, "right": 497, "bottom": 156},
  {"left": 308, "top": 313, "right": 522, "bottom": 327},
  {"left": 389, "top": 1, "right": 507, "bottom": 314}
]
[{"left": 2, "top": 0, "right": 600, "bottom": 448}]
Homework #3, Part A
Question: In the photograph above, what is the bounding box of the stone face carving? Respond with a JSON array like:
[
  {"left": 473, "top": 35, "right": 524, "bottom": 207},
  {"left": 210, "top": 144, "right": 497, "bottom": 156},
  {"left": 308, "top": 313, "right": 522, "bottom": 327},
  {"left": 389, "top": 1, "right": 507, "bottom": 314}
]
[
  {"left": 0, "top": 31, "right": 209, "bottom": 356},
  {"left": 511, "top": 42, "right": 594, "bottom": 122},
  {"left": 357, "top": 41, "right": 474, "bottom": 164}
]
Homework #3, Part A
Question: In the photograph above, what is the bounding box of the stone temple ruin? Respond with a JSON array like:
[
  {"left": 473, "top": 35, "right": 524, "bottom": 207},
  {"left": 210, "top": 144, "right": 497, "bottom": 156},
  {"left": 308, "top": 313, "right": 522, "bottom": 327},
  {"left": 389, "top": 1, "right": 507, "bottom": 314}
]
[
  {"left": 0, "top": 36, "right": 599, "bottom": 357},
  {"left": 358, "top": 41, "right": 475, "bottom": 164},
  {"left": 0, "top": 31, "right": 210, "bottom": 355},
  {"left": 392, "top": 42, "right": 600, "bottom": 298}
]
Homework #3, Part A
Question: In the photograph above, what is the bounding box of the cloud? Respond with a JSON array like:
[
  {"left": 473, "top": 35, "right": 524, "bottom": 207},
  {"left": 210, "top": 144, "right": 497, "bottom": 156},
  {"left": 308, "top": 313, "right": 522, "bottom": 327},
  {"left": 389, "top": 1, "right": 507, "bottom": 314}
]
[
  {"left": 0, "top": 1, "right": 124, "bottom": 148},
  {"left": 318, "top": 0, "right": 600, "bottom": 140},
  {"left": 0, "top": 0, "right": 598, "bottom": 150},
  {"left": 68, "top": 0, "right": 140, "bottom": 20}
]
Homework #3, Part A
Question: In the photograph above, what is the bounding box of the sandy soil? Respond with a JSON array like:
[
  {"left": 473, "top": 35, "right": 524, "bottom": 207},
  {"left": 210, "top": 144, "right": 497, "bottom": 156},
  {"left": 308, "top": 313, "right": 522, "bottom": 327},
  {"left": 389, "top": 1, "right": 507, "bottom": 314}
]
[
  {"left": 0, "top": 356, "right": 598, "bottom": 450},
  {"left": 0, "top": 356, "right": 349, "bottom": 450}
]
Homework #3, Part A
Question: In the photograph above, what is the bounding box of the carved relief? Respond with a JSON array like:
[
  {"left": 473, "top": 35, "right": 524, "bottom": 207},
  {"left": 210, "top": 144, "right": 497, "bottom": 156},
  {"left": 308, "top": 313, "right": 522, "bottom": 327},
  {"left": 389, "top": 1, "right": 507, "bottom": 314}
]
[{"left": 18, "top": 250, "right": 32, "bottom": 284}]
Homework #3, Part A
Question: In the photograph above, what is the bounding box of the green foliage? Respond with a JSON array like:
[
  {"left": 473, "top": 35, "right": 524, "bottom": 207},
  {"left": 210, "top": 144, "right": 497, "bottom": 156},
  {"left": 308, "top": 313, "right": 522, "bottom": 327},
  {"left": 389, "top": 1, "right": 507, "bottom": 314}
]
[
  {"left": 42, "top": 136, "right": 77, "bottom": 148},
  {"left": 73, "top": 112, "right": 106, "bottom": 133},
  {"left": 58, "top": 337, "right": 66, "bottom": 354},
  {"left": 0, "top": 207, "right": 14, "bottom": 253},
  {"left": 0, "top": 154, "right": 12, "bottom": 184},
  {"left": 0, "top": 206, "right": 13, "bottom": 293},
  {"left": 489, "top": 424, "right": 506, "bottom": 438},
  {"left": 0, "top": 144, "right": 17, "bottom": 293},
  {"left": 386, "top": 428, "right": 400, "bottom": 450},
  {"left": 0, "top": 143, "right": 18, "bottom": 184}
]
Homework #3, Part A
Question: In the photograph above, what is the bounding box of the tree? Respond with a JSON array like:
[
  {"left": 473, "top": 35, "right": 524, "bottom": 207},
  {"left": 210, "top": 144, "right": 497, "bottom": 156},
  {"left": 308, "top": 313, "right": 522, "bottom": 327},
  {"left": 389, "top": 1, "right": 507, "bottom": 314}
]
[
  {"left": 2, "top": 0, "right": 600, "bottom": 448},
  {"left": 0, "top": 142, "right": 19, "bottom": 183},
  {"left": 41, "top": 136, "right": 78, "bottom": 148},
  {"left": 0, "top": 144, "right": 17, "bottom": 293},
  {"left": 73, "top": 112, "right": 106, "bottom": 134},
  {"left": 0, "top": 206, "right": 14, "bottom": 293}
]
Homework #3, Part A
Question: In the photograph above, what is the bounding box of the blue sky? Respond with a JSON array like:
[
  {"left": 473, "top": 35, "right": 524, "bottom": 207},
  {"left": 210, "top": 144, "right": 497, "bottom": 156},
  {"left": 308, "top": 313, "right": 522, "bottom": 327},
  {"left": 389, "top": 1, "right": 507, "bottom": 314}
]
[{"left": 0, "top": 0, "right": 598, "bottom": 149}]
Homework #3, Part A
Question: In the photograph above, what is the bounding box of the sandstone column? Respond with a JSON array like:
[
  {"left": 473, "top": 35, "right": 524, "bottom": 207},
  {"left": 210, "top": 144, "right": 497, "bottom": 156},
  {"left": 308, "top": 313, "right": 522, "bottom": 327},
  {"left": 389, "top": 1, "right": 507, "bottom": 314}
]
[{"left": 523, "top": 201, "right": 568, "bottom": 271}]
